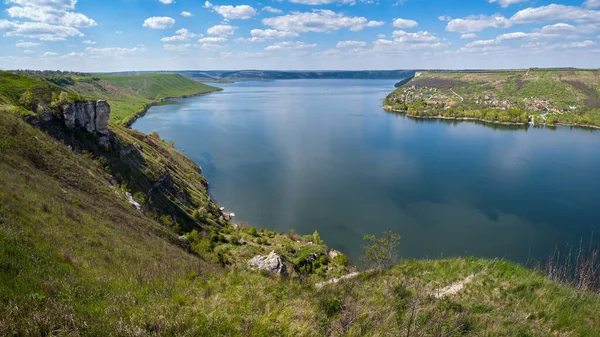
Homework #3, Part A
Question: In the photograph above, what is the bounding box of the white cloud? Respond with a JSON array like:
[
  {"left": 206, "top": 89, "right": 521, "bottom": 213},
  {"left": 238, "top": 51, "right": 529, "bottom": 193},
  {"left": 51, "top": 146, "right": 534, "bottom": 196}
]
[
  {"left": 438, "top": 15, "right": 451, "bottom": 22},
  {"left": 336, "top": 40, "right": 367, "bottom": 48},
  {"left": 0, "top": 20, "right": 84, "bottom": 40},
  {"left": 16, "top": 40, "right": 40, "bottom": 47},
  {"left": 180, "top": 11, "right": 193, "bottom": 17},
  {"left": 23, "top": 49, "right": 34, "bottom": 53},
  {"left": 511, "top": 5, "right": 600, "bottom": 24},
  {"left": 198, "top": 37, "right": 227, "bottom": 43},
  {"left": 85, "top": 46, "right": 147, "bottom": 57},
  {"left": 42, "top": 51, "right": 59, "bottom": 57},
  {"left": 392, "top": 18, "right": 418, "bottom": 29},
  {"left": 262, "top": 6, "right": 282, "bottom": 14},
  {"left": 460, "top": 33, "right": 478, "bottom": 39},
  {"left": 288, "top": 0, "right": 356, "bottom": 4},
  {"left": 5, "top": 0, "right": 96, "bottom": 28},
  {"left": 142, "top": 17, "right": 175, "bottom": 29},
  {"left": 263, "top": 10, "right": 384, "bottom": 33},
  {"left": 236, "top": 29, "right": 299, "bottom": 43},
  {"left": 264, "top": 41, "right": 317, "bottom": 51},
  {"left": 163, "top": 44, "right": 191, "bottom": 51},
  {"left": 571, "top": 40, "right": 595, "bottom": 48},
  {"left": 82, "top": 39, "right": 96, "bottom": 44},
  {"left": 161, "top": 28, "right": 199, "bottom": 42},
  {"left": 159, "top": 0, "right": 174, "bottom": 4},
  {"left": 207, "top": 24, "right": 237, "bottom": 36},
  {"left": 446, "top": 14, "right": 511, "bottom": 33},
  {"left": 204, "top": 1, "right": 256, "bottom": 20},
  {"left": 393, "top": 30, "right": 440, "bottom": 43},
  {"left": 584, "top": 0, "right": 600, "bottom": 9},
  {"left": 488, "top": 0, "right": 527, "bottom": 8}
]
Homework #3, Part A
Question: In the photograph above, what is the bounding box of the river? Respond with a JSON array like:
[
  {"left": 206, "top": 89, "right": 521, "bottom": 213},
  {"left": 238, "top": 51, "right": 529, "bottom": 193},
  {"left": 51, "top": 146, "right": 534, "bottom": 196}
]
[{"left": 132, "top": 79, "right": 600, "bottom": 261}]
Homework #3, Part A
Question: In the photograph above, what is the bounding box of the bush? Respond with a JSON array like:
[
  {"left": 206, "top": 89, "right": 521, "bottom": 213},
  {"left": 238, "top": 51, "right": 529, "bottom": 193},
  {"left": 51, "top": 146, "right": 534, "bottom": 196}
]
[
  {"left": 248, "top": 227, "right": 258, "bottom": 237},
  {"left": 360, "top": 231, "right": 400, "bottom": 270},
  {"left": 333, "top": 254, "right": 350, "bottom": 267},
  {"left": 313, "top": 230, "right": 323, "bottom": 245}
]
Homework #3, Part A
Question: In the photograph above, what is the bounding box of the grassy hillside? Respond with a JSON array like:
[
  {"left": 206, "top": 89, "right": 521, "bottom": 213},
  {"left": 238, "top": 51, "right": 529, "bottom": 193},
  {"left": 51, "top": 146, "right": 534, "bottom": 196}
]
[
  {"left": 1, "top": 71, "right": 600, "bottom": 335},
  {"left": 384, "top": 69, "right": 600, "bottom": 127},
  {"left": 69, "top": 74, "right": 221, "bottom": 125},
  {"left": 6, "top": 71, "right": 221, "bottom": 125}
]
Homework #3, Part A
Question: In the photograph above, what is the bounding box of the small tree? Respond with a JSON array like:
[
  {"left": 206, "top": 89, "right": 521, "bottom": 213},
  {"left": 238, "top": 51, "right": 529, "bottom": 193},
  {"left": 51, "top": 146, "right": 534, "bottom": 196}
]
[
  {"left": 312, "top": 230, "right": 323, "bottom": 245},
  {"left": 360, "top": 231, "right": 400, "bottom": 270}
]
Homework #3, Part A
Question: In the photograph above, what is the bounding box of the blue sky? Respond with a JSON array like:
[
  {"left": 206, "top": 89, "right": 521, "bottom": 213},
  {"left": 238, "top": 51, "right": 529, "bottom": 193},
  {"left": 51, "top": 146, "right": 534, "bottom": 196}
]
[{"left": 0, "top": 0, "right": 599, "bottom": 71}]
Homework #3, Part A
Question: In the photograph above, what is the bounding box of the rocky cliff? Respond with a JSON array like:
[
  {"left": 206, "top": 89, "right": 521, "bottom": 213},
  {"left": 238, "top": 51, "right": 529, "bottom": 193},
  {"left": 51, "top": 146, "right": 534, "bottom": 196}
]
[{"left": 61, "top": 100, "right": 110, "bottom": 135}]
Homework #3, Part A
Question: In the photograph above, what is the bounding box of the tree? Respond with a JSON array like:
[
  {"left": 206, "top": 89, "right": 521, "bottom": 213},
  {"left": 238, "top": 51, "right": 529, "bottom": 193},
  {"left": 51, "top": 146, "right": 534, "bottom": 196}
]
[
  {"left": 19, "top": 90, "right": 35, "bottom": 111},
  {"left": 312, "top": 230, "right": 323, "bottom": 245},
  {"left": 360, "top": 231, "right": 400, "bottom": 270}
]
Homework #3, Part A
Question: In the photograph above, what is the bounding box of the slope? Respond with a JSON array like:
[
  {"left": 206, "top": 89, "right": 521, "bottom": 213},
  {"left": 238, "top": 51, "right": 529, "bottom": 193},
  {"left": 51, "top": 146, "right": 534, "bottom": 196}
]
[
  {"left": 384, "top": 69, "right": 600, "bottom": 127},
  {"left": 1, "top": 71, "right": 600, "bottom": 336}
]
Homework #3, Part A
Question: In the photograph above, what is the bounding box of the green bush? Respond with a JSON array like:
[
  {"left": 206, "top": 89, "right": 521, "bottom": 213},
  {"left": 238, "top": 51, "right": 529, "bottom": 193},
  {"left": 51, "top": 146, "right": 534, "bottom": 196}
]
[{"left": 360, "top": 231, "right": 400, "bottom": 270}]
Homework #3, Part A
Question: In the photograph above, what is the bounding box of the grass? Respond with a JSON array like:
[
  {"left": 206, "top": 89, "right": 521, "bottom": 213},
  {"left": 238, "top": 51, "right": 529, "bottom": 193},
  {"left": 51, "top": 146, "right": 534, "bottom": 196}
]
[
  {"left": 66, "top": 74, "right": 221, "bottom": 125},
  {"left": 1, "top": 71, "right": 600, "bottom": 335}
]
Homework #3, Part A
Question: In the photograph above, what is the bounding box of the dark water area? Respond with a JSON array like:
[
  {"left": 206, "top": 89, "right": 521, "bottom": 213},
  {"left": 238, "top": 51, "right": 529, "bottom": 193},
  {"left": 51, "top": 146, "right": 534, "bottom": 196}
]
[{"left": 133, "top": 79, "right": 600, "bottom": 262}]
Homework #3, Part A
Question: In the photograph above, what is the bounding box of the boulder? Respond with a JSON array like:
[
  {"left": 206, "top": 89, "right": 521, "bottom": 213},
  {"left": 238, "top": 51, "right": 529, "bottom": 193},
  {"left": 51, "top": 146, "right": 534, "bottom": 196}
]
[{"left": 248, "top": 251, "right": 286, "bottom": 275}]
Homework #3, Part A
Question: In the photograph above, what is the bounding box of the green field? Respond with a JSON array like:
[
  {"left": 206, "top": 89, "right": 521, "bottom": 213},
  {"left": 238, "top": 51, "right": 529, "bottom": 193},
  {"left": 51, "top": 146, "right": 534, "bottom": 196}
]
[
  {"left": 384, "top": 69, "right": 600, "bottom": 127},
  {"left": 4, "top": 71, "right": 221, "bottom": 125},
  {"left": 1, "top": 71, "right": 600, "bottom": 335}
]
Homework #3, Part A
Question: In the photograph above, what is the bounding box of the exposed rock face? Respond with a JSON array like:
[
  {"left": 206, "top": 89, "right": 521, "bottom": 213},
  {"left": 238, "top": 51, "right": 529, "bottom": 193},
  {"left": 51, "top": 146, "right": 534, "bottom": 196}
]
[
  {"left": 61, "top": 100, "right": 110, "bottom": 135},
  {"left": 248, "top": 251, "right": 287, "bottom": 275}
]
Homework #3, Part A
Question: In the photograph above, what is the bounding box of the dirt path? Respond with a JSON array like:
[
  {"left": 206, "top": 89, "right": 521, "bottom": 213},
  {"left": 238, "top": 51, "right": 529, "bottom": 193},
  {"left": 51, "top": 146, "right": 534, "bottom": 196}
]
[
  {"left": 451, "top": 89, "right": 464, "bottom": 102},
  {"left": 316, "top": 272, "right": 361, "bottom": 289},
  {"left": 434, "top": 275, "right": 475, "bottom": 298}
]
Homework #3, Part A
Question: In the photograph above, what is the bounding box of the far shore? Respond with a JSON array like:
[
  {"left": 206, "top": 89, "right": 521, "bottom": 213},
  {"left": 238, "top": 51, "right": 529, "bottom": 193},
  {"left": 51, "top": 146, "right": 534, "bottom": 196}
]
[{"left": 382, "top": 105, "right": 600, "bottom": 130}]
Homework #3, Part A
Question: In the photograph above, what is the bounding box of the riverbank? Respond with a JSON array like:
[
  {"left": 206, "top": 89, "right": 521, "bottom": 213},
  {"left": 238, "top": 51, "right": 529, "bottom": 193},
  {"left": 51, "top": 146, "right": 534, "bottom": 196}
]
[{"left": 383, "top": 105, "right": 600, "bottom": 130}]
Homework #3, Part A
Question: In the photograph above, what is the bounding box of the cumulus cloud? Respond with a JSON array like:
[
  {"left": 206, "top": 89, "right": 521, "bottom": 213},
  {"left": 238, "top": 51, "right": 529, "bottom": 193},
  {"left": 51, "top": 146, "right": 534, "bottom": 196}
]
[
  {"left": 571, "top": 40, "right": 595, "bottom": 48},
  {"left": 584, "top": 0, "right": 600, "bottom": 9},
  {"left": 159, "top": 0, "right": 174, "bottom": 4},
  {"left": 180, "top": 11, "right": 193, "bottom": 17},
  {"left": 262, "top": 6, "right": 282, "bottom": 14},
  {"left": 393, "top": 30, "right": 440, "bottom": 43},
  {"left": 142, "top": 17, "right": 175, "bottom": 29},
  {"left": 446, "top": 14, "right": 511, "bottom": 33},
  {"left": 85, "top": 46, "right": 147, "bottom": 57},
  {"left": 160, "top": 28, "right": 199, "bottom": 42},
  {"left": 264, "top": 41, "right": 317, "bottom": 51},
  {"left": 460, "top": 33, "right": 478, "bottom": 39},
  {"left": 288, "top": 0, "right": 356, "bottom": 4},
  {"left": 5, "top": 0, "right": 96, "bottom": 28},
  {"left": 488, "top": 0, "right": 527, "bottom": 8},
  {"left": 263, "top": 10, "right": 384, "bottom": 33},
  {"left": 448, "top": 4, "right": 600, "bottom": 34},
  {"left": 0, "top": 20, "right": 84, "bottom": 40},
  {"left": 336, "top": 40, "right": 367, "bottom": 48},
  {"left": 204, "top": 1, "right": 256, "bottom": 20},
  {"left": 207, "top": 24, "right": 237, "bottom": 36},
  {"left": 15, "top": 40, "right": 40, "bottom": 47},
  {"left": 163, "top": 44, "right": 192, "bottom": 52},
  {"left": 392, "top": 18, "right": 418, "bottom": 29},
  {"left": 198, "top": 37, "right": 227, "bottom": 43},
  {"left": 82, "top": 39, "right": 96, "bottom": 44},
  {"left": 237, "top": 29, "right": 299, "bottom": 42}
]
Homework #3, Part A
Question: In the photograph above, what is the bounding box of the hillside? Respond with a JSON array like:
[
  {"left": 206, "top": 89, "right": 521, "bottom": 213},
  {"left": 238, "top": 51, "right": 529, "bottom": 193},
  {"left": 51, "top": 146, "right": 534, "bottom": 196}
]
[
  {"left": 7, "top": 71, "right": 221, "bottom": 125},
  {"left": 1, "top": 71, "right": 600, "bottom": 336},
  {"left": 384, "top": 69, "right": 600, "bottom": 127}
]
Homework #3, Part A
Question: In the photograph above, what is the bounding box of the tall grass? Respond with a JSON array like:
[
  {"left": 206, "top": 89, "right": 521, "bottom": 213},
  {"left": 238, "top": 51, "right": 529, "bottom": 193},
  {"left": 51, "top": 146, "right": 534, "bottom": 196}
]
[{"left": 542, "top": 236, "right": 600, "bottom": 292}]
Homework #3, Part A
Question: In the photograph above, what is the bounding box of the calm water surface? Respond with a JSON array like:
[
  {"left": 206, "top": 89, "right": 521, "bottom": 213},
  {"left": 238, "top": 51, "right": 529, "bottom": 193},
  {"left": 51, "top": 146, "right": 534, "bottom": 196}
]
[{"left": 133, "top": 79, "right": 600, "bottom": 261}]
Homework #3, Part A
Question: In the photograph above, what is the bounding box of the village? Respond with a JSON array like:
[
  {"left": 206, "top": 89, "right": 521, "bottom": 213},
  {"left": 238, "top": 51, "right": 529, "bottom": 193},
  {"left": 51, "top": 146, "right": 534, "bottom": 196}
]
[{"left": 392, "top": 84, "right": 579, "bottom": 115}]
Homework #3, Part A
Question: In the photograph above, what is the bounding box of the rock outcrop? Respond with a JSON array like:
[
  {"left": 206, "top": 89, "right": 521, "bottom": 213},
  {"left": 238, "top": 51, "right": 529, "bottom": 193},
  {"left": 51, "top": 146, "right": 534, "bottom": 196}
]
[
  {"left": 248, "top": 251, "right": 287, "bottom": 275},
  {"left": 61, "top": 100, "right": 110, "bottom": 135}
]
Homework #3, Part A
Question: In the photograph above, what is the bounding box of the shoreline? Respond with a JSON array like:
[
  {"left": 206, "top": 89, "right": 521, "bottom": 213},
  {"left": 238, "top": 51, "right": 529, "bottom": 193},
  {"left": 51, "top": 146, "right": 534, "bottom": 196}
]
[
  {"left": 124, "top": 88, "right": 223, "bottom": 128},
  {"left": 382, "top": 105, "right": 600, "bottom": 130}
]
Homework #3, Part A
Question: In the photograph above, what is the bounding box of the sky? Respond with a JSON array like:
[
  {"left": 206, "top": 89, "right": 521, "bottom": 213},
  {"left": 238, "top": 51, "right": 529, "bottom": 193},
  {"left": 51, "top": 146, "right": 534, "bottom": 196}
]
[{"left": 0, "top": 0, "right": 599, "bottom": 71}]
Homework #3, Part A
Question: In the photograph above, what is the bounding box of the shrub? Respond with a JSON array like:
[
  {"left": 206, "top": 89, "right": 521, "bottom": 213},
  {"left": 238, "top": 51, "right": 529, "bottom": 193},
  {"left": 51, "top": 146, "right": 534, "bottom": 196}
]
[
  {"left": 248, "top": 227, "right": 258, "bottom": 237},
  {"left": 313, "top": 230, "right": 323, "bottom": 245},
  {"left": 333, "top": 254, "right": 350, "bottom": 267},
  {"left": 360, "top": 231, "right": 400, "bottom": 270}
]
